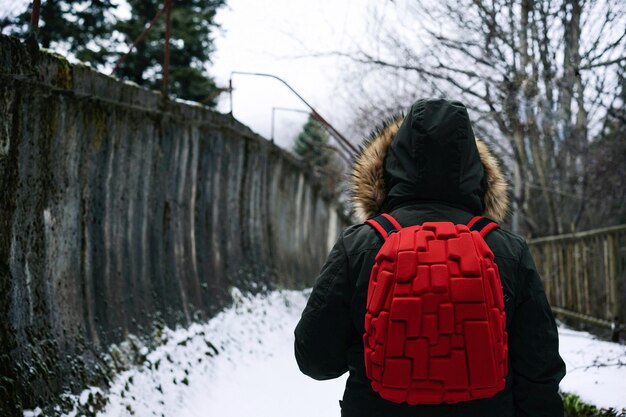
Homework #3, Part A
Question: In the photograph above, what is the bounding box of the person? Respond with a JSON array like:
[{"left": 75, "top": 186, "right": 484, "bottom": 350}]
[{"left": 294, "top": 98, "right": 565, "bottom": 417}]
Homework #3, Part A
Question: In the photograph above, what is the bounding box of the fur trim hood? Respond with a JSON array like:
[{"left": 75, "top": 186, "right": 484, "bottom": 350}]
[{"left": 351, "top": 99, "right": 508, "bottom": 223}]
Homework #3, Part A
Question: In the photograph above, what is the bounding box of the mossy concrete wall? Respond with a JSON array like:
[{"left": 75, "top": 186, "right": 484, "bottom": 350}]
[{"left": 0, "top": 35, "right": 346, "bottom": 415}]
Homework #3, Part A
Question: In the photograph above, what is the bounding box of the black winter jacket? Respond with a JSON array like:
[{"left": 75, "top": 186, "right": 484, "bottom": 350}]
[{"left": 294, "top": 99, "right": 566, "bottom": 417}]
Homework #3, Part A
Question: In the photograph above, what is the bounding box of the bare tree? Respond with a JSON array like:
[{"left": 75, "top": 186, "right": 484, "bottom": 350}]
[
  {"left": 581, "top": 68, "right": 626, "bottom": 228},
  {"left": 338, "top": 0, "right": 626, "bottom": 236}
]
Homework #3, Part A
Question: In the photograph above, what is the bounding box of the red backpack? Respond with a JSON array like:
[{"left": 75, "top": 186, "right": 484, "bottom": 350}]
[{"left": 363, "top": 214, "right": 508, "bottom": 405}]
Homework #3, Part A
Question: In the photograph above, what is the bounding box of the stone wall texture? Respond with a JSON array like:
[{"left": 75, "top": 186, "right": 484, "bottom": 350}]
[{"left": 0, "top": 35, "right": 347, "bottom": 415}]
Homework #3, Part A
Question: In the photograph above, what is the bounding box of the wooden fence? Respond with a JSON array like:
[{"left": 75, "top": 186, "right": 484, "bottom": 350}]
[{"left": 528, "top": 225, "right": 626, "bottom": 333}]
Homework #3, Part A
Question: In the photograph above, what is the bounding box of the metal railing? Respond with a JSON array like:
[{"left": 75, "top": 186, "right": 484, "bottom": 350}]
[{"left": 29, "top": 0, "right": 173, "bottom": 98}]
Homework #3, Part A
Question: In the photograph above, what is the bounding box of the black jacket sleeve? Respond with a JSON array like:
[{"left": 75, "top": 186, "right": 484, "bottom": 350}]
[
  {"left": 294, "top": 234, "right": 353, "bottom": 380},
  {"left": 510, "top": 243, "right": 566, "bottom": 417}
]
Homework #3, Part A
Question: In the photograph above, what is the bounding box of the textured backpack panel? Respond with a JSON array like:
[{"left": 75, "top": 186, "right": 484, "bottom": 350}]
[{"left": 363, "top": 217, "right": 508, "bottom": 405}]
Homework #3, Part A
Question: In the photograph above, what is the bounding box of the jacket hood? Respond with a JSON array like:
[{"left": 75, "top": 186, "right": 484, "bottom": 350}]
[{"left": 351, "top": 98, "right": 509, "bottom": 223}]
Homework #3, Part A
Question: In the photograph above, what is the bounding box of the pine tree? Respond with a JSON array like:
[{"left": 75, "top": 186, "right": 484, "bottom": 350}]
[
  {"left": 293, "top": 114, "right": 343, "bottom": 198},
  {"left": 1, "top": 0, "right": 225, "bottom": 104},
  {"left": 0, "top": 0, "right": 115, "bottom": 50},
  {"left": 112, "top": 0, "right": 225, "bottom": 103},
  {"left": 293, "top": 115, "right": 331, "bottom": 168}
]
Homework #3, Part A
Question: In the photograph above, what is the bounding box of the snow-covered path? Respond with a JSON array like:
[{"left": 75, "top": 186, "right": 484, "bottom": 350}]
[
  {"left": 172, "top": 290, "right": 347, "bottom": 417},
  {"left": 31, "top": 289, "right": 625, "bottom": 417},
  {"left": 52, "top": 290, "right": 347, "bottom": 417}
]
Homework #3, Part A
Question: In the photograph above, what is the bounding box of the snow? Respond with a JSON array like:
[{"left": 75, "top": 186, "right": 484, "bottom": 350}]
[
  {"left": 558, "top": 326, "right": 626, "bottom": 410},
  {"left": 22, "top": 408, "right": 42, "bottom": 417},
  {"left": 51, "top": 289, "right": 347, "bottom": 417},
  {"left": 24, "top": 289, "right": 625, "bottom": 416}
]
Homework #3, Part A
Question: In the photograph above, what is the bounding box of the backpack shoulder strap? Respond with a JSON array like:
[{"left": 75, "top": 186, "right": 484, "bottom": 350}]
[
  {"left": 366, "top": 213, "right": 402, "bottom": 241},
  {"left": 467, "top": 216, "right": 500, "bottom": 238}
]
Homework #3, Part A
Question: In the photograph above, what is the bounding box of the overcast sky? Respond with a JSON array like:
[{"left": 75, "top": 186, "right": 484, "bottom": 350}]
[
  {"left": 0, "top": 0, "right": 374, "bottom": 150},
  {"left": 209, "top": 0, "right": 373, "bottom": 148}
]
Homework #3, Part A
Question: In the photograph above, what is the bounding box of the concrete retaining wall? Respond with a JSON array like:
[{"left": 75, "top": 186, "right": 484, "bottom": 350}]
[{"left": 0, "top": 35, "right": 347, "bottom": 415}]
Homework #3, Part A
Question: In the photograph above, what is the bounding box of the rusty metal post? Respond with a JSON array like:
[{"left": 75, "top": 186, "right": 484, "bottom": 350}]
[
  {"left": 230, "top": 71, "right": 357, "bottom": 156},
  {"left": 26, "top": 0, "right": 42, "bottom": 52},
  {"left": 271, "top": 107, "right": 309, "bottom": 142},
  {"left": 30, "top": 0, "right": 41, "bottom": 36},
  {"left": 112, "top": 7, "right": 165, "bottom": 75},
  {"left": 310, "top": 111, "right": 355, "bottom": 157},
  {"left": 163, "top": 0, "right": 172, "bottom": 98},
  {"left": 229, "top": 78, "right": 234, "bottom": 116},
  {"left": 271, "top": 107, "right": 276, "bottom": 143}
]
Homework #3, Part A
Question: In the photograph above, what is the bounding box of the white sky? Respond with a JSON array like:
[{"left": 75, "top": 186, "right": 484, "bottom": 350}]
[
  {"left": 209, "top": 0, "right": 372, "bottom": 149},
  {"left": 0, "top": 0, "right": 373, "bottom": 150}
]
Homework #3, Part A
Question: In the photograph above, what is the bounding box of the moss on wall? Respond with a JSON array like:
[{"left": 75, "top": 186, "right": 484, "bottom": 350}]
[{"left": 0, "top": 35, "right": 348, "bottom": 416}]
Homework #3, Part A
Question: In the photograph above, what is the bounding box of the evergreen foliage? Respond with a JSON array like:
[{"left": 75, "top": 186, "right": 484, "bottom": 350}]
[
  {"left": 0, "top": 0, "right": 115, "bottom": 50},
  {"left": 293, "top": 114, "right": 332, "bottom": 168},
  {"left": 563, "top": 393, "right": 626, "bottom": 417},
  {"left": 292, "top": 114, "right": 343, "bottom": 198},
  {"left": 1, "top": 0, "right": 225, "bottom": 104}
]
